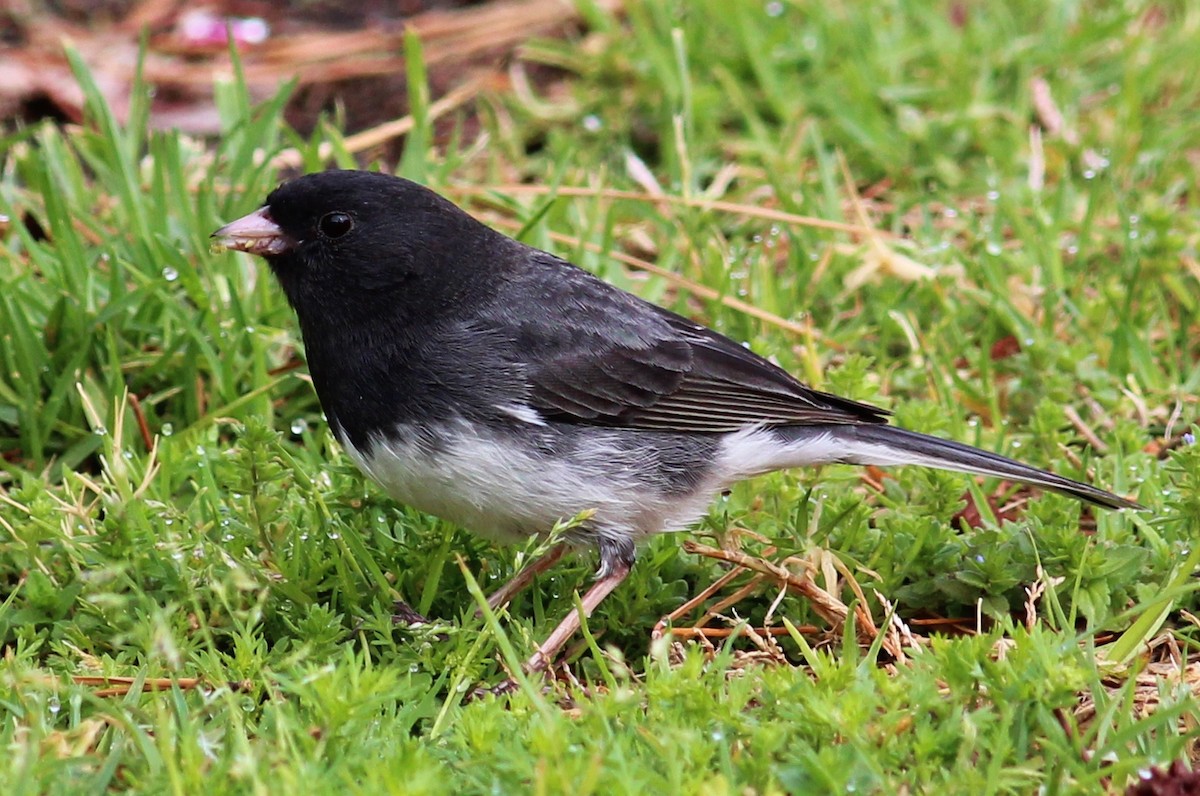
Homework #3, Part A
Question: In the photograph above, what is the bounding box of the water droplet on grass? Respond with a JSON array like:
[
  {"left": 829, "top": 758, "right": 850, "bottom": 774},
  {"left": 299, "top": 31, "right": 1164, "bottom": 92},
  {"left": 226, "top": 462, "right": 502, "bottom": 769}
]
[
  {"left": 162, "top": 266, "right": 179, "bottom": 282},
  {"left": 290, "top": 419, "right": 308, "bottom": 435},
  {"left": 161, "top": 423, "right": 174, "bottom": 436}
]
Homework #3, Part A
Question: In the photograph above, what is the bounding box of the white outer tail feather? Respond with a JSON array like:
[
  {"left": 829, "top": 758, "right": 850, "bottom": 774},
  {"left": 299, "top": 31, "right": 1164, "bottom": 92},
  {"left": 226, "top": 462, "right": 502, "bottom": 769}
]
[{"left": 717, "top": 424, "right": 1138, "bottom": 510}]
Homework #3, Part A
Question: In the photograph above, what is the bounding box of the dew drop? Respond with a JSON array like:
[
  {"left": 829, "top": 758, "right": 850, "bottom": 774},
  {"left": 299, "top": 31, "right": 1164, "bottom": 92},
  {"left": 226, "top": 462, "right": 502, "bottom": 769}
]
[
  {"left": 161, "top": 423, "right": 174, "bottom": 436},
  {"left": 581, "top": 114, "right": 603, "bottom": 132},
  {"left": 162, "top": 266, "right": 179, "bottom": 282},
  {"left": 985, "top": 190, "right": 1000, "bottom": 202},
  {"left": 985, "top": 241, "right": 1002, "bottom": 256},
  {"left": 327, "top": 531, "right": 340, "bottom": 540},
  {"left": 195, "top": 445, "right": 206, "bottom": 456},
  {"left": 48, "top": 695, "right": 61, "bottom": 715},
  {"left": 290, "top": 418, "right": 308, "bottom": 435},
  {"left": 93, "top": 425, "right": 108, "bottom": 436}
]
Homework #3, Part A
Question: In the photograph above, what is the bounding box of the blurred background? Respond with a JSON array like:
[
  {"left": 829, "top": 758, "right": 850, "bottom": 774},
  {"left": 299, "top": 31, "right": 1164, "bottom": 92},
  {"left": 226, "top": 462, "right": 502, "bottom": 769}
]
[{"left": 2, "top": 0, "right": 596, "bottom": 144}]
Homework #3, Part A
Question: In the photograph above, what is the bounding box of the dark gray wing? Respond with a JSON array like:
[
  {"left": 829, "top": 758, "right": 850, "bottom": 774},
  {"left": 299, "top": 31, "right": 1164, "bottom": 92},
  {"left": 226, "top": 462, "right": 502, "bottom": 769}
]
[{"left": 485, "top": 253, "right": 887, "bottom": 433}]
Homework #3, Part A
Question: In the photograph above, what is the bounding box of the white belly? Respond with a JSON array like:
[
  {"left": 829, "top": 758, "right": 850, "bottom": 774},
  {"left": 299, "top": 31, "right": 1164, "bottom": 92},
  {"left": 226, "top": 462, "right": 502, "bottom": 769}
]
[{"left": 339, "top": 421, "right": 716, "bottom": 548}]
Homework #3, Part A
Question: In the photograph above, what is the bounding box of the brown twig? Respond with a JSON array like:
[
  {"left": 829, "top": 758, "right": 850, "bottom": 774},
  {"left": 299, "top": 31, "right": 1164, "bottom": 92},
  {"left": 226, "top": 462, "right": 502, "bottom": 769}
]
[
  {"left": 126, "top": 391, "right": 154, "bottom": 450},
  {"left": 1063, "top": 404, "right": 1109, "bottom": 454},
  {"left": 72, "top": 675, "right": 253, "bottom": 697},
  {"left": 651, "top": 564, "right": 747, "bottom": 639}
]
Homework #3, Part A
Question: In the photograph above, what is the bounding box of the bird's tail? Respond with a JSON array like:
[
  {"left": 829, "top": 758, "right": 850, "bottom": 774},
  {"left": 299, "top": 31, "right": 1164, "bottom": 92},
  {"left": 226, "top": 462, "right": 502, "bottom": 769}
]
[{"left": 773, "top": 423, "right": 1141, "bottom": 511}]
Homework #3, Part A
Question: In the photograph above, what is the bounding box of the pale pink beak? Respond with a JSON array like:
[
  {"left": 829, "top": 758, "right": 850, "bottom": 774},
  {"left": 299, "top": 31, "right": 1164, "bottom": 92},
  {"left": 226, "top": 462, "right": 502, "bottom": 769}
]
[{"left": 212, "top": 207, "right": 294, "bottom": 256}]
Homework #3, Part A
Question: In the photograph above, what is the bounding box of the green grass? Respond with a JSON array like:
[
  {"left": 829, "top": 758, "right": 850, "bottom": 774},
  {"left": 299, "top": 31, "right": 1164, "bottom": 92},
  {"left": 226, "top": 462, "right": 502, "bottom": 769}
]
[{"left": 2, "top": 0, "right": 1200, "bottom": 792}]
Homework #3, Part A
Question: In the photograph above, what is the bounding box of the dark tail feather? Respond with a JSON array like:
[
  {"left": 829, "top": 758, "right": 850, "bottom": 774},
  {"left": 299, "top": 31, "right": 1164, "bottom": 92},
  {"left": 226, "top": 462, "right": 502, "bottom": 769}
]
[{"left": 815, "top": 424, "right": 1142, "bottom": 511}]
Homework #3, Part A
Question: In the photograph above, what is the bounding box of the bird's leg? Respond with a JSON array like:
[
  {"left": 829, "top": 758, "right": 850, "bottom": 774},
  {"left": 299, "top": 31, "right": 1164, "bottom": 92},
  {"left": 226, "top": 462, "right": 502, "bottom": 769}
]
[
  {"left": 483, "top": 542, "right": 569, "bottom": 613},
  {"left": 389, "top": 599, "right": 432, "bottom": 626},
  {"left": 524, "top": 562, "right": 631, "bottom": 673}
]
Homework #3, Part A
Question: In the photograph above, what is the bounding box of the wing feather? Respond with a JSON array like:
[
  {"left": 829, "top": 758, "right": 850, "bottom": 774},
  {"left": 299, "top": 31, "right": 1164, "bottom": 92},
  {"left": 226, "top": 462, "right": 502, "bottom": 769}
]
[{"left": 487, "top": 252, "right": 888, "bottom": 432}]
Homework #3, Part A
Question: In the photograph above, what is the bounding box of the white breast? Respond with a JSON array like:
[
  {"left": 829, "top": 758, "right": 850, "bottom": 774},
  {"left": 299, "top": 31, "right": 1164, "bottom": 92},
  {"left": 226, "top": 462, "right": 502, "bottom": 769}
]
[{"left": 339, "top": 421, "right": 717, "bottom": 549}]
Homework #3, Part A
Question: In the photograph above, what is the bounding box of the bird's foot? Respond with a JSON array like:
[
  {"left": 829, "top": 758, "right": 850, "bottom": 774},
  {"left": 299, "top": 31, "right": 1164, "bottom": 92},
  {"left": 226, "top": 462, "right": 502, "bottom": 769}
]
[{"left": 389, "top": 599, "right": 432, "bottom": 627}]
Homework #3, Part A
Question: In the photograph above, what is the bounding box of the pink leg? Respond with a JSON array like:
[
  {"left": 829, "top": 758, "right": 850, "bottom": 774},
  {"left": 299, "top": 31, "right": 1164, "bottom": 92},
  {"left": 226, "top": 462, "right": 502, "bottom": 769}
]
[
  {"left": 484, "top": 543, "right": 568, "bottom": 612},
  {"left": 525, "top": 563, "right": 631, "bottom": 672}
]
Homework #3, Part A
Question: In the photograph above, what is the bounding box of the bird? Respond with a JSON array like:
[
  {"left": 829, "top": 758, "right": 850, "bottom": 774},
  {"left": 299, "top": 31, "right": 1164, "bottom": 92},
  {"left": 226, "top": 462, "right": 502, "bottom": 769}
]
[{"left": 212, "top": 169, "right": 1140, "bottom": 673}]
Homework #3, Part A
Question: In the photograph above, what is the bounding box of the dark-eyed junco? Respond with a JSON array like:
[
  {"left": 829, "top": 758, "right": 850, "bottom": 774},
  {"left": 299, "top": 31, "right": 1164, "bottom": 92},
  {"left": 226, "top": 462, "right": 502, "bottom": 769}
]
[{"left": 213, "top": 170, "right": 1140, "bottom": 671}]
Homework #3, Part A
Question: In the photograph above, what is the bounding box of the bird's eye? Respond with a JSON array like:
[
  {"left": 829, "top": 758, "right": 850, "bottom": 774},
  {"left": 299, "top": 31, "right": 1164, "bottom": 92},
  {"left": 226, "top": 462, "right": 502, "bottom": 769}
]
[{"left": 318, "top": 212, "right": 353, "bottom": 238}]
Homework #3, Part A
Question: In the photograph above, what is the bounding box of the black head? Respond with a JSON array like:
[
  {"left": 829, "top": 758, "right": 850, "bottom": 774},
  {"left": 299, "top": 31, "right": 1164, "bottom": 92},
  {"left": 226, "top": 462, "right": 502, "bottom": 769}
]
[{"left": 213, "top": 170, "right": 510, "bottom": 327}]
